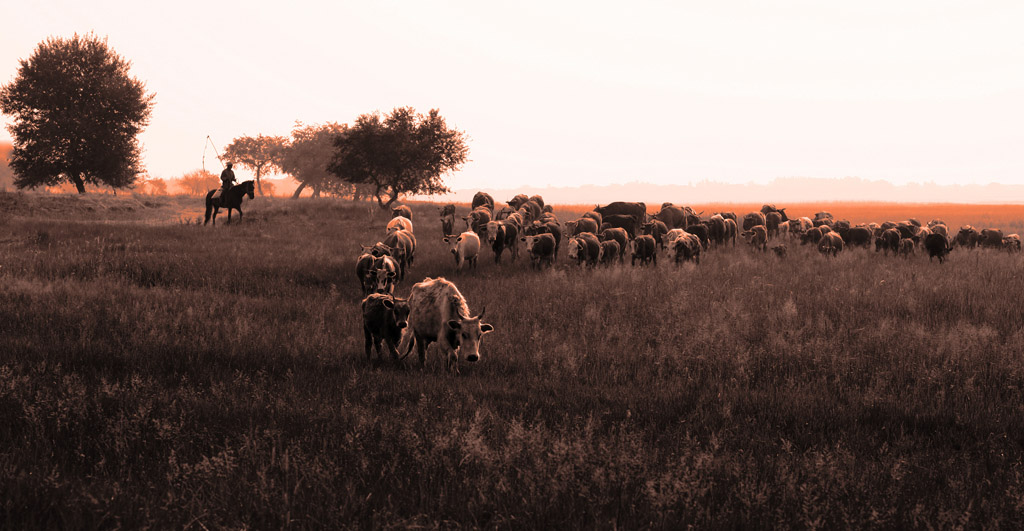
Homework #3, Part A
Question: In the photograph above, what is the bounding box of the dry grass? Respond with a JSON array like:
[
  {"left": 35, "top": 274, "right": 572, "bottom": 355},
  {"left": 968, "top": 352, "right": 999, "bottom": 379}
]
[{"left": 1, "top": 193, "right": 1023, "bottom": 528}]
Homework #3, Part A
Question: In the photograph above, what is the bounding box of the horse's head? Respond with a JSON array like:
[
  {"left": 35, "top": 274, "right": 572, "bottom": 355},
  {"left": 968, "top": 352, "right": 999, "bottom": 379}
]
[{"left": 244, "top": 181, "right": 255, "bottom": 199}]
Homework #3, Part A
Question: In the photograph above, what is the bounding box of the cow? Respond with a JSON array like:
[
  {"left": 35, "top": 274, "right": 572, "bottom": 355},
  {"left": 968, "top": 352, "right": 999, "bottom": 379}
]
[
  {"left": 924, "top": 233, "right": 953, "bottom": 263},
  {"left": 485, "top": 221, "right": 511, "bottom": 263},
  {"left": 499, "top": 220, "right": 520, "bottom": 261},
  {"left": 741, "top": 225, "right": 768, "bottom": 252},
  {"left": 765, "top": 211, "right": 783, "bottom": 240},
  {"left": 898, "top": 238, "right": 915, "bottom": 257},
  {"left": 507, "top": 194, "right": 529, "bottom": 210},
  {"left": 716, "top": 211, "right": 737, "bottom": 223},
  {"left": 444, "top": 231, "right": 480, "bottom": 271},
  {"left": 528, "top": 195, "right": 545, "bottom": 209},
  {"left": 954, "top": 226, "right": 981, "bottom": 248},
  {"left": 493, "top": 205, "right": 514, "bottom": 221},
  {"left": 667, "top": 232, "right": 701, "bottom": 265},
  {"left": 398, "top": 277, "right": 494, "bottom": 374},
  {"left": 472, "top": 191, "right": 495, "bottom": 213},
  {"left": 930, "top": 223, "right": 948, "bottom": 239},
  {"left": 771, "top": 244, "right": 787, "bottom": 258},
  {"left": 464, "top": 208, "right": 492, "bottom": 240},
  {"left": 685, "top": 224, "right": 710, "bottom": 250},
  {"left": 818, "top": 232, "right": 844, "bottom": 257},
  {"left": 526, "top": 220, "right": 563, "bottom": 254},
  {"left": 814, "top": 211, "right": 834, "bottom": 223},
  {"left": 760, "top": 204, "right": 789, "bottom": 221},
  {"left": 876, "top": 228, "right": 900, "bottom": 255},
  {"left": 355, "top": 252, "right": 376, "bottom": 295},
  {"left": 595, "top": 202, "right": 646, "bottom": 231},
  {"left": 439, "top": 204, "right": 456, "bottom": 236},
  {"left": 654, "top": 205, "right": 685, "bottom": 229},
  {"left": 642, "top": 220, "right": 669, "bottom": 249},
  {"left": 370, "top": 255, "right": 400, "bottom": 294},
  {"left": 928, "top": 219, "right": 947, "bottom": 229},
  {"left": 980, "top": 228, "right": 1004, "bottom": 249},
  {"left": 361, "top": 293, "right": 411, "bottom": 363},
  {"left": 391, "top": 205, "right": 412, "bottom": 220},
  {"left": 566, "top": 217, "right": 600, "bottom": 237},
  {"left": 602, "top": 214, "right": 639, "bottom": 238},
  {"left": 628, "top": 234, "right": 657, "bottom": 266},
  {"left": 582, "top": 210, "right": 603, "bottom": 227},
  {"left": 522, "top": 233, "right": 556, "bottom": 269},
  {"left": 383, "top": 229, "right": 417, "bottom": 279},
  {"left": 842, "top": 227, "right": 873, "bottom": 248},
  {"left": 895, "top": 222, "right": 917, "bottom": 240},
  {"left": 537, "top": 211, "right": 559, "bottom": 225},
  {"left": 790, "top": 217, "right": 812, "bottom": 235},
  {"left": 742, "top": 212, "right": 767, "bottom": 232},
  {"left": 801, "top": 226, "right": 825, "bottom": 245},
  {"left": 707, "top": 214, "right": 726, "bottom": 246},
  {"left": 598, "top": 228, "right": 629, "bottom": 261},
  {"left": 723, "top": 218, "right": 738, "bottom": 246},
  {"left": 598, "top": 240, "right": 620, "bottom": 266},
  {"left": 517, "top": 200, "right": 543, "bottom": 226},
  {"left": 1003, "top": 234, "right": 1022, "bottom": 252},
  {"left": 364, "top": 242, "right": 393, "bottom": 259},
  {"left": 386, "top": 215, "right": 413, "bottom": 234},
  {"left": 567, "top": 232, "right": 601, "bottom": 267}
]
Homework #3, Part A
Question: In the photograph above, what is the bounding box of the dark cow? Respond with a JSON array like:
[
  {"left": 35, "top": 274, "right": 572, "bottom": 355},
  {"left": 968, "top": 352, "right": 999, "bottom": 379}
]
[
  {"left": 742, "top": 212, "right": 767, "bottom": 231},
  {"left": 567, "top": 232, "right": 601, "bottom": 267},
  {"left": 765, "top": 211, "right": 783, "bottom": 240},
  {"left": 980, "top": 228, "right": 1004, "bottom": 248},
  {"left": 391, "top": 205, "right": 412, "bottom": 220},
  {"left": 516, "top": 200, "right": 543, "bottom": 226},
  {"left": 842, "top": 227, "right": 872, "bottom": 248},
  {"left": 598, "top": 240, "right": 620, "bottom": 265},
  {"left": 954, "top": 226, "right": 980, "bottom": 248},
  {"left": 464, "top": 208, "right": 492, "bottom": 240},
  {"left": 598, "top": 228, "right": 629, "bottom": 261},
  {"left": 717, "top": 211, "right": 737, "bottom": 223},
  {"left": 708, "top": 214, "right": 726, "bottom": 246},
  {"left": 924, "top": 233, "right": 953, "bottom": 263},
  {"left": 493, "top": 205, "right": 514, "bottom": 221},
  {"left": 642, "top": 220, "right": 669, "bottom": 249},
  {"left": 439, "top": 204, "right": 456, "bottom": 236},
  {"left": 383, "top": 229, "right": 416, "bottom": 279},
  {"left": 628, "top": 234, "right": 657, "bottom": 266},
  {"left": 566, "top": 217, "right": 600, "bottom": 237},
  {"left": 398, "top": 277, "right": 494, "bottom": 374},
  {"left": 895, "top": 222, "right": 917, "bottom": 240},
  {"left": 1003, "top": 234, "right": 1022, "bottom": 252},
  {"left": 361, "top": 293, "right": 411, "bottom": 363},
  {"left": 484, "top": 221, "right": 511, "bottom": 263},
  {"left": 654, "top": 205, "right": 685, "bottom": 229},
  {"left": 876, "top": 228, "right": 900, "bottom": 255},
  {"left": 801, "top": 226, "right": 825, "bottom": 245},
  {"left": 668, "top": 232, "right": 701, "bottom": 265},
  {"left": 741, "top": 225, "right": 768, "bottom": 252},
  {"left": 771, "top": 244, "right": 787, "bottom": 258},
  {"left": 526, "top": 220, "right": 563, "bottom": 254},
  {"left": 685, "top": 224, "right": 710, "bottom": 250},
  {"left": 528, "top": 195, "right": 545, "bottom": 209},
  {"left": 602, "top": 214, "right": 639, "bottom": 238},
  {"left": 507, "top": 194, "right": 529, "bottom": 210},
  {"left": 356, "top": 252, "right": 376, "bottom": 295},
  {"left": 582, "top": 210, "right": 603, "bottom": 227},
  {"left": 760, "top": 204, "right": 789, "bottom": 221},
  {"left": 723, "top": 218, "right": 738, "bottom": 246},
  {"left": 522, "top": 233, "right": 556, "bottom": 269},
  {"left": 818, "top": 232, "right": 844, "bottom": 257},
  {"left": 595, "top": 202, "right": 646, "bottom": 230},
  {"left": 472, "top": 191, "right": 495, "bottom": 213},
  {"left": 898, "top": 238, "right": 915, "bottom": 257}
]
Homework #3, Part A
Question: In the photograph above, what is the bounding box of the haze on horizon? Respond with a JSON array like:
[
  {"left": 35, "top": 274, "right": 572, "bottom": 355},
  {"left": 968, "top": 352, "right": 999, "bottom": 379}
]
[{"left": 2, "top": 1, "right": 1023, "bottom": 195}]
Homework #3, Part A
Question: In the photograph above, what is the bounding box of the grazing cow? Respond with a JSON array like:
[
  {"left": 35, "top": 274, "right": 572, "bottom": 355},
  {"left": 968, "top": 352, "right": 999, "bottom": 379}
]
[
  {"left": 507, "top": 194, "right": 529, "bottom": 210},
  {"left": 685, "top": 224, "right": 710, "bottom": 250},
  {"left": 439, "top": 204, "right": 456, "bottom": 236},
  {"left": 566, "top": 217, "right": 600, "bottom": 237},
  {"left": 582, "top": 210, "right": 603, "bottom": 227},
  {"left": 391, "top": 205, "right": 413, "bottom": 220},
  {"left": 528, "top": 195, "right": 545, "bottom": 209},
  {"left": 370, "top": 255, "right": 400, "bottom": 294},
  {"left": 654, "top": 205, "right": 685, "bottom": 229},
  {"left": 818, "top": 232, "right": 844, "bottom": 257},
  {"left": 842, "top": 227, "right": 873, "bottom": 248},
  {"left": 801, "top": 226, "right": 825, "bottom": 245},
  {"left": 386, "top": 215, "right": 413, "bottom": 234},
  {"left": 924, "top": 233, "right": 953, "bottom": 263},
  {"left": 662, "top": 228, "right": 686, "bottom": 249},
  {"left": 771, "top": 244, "right": 787, "bottom": 258},
  {"left": 980, "top": 228, "right": 1004, "bottom": 248},
  {"left": 595, "top": 202, "right": 646, "bottom": 231},
  {"left": 707, "top": 214, "right": 726, "bottom": 246},
  {"left": 642, "top": 220, "right": 669, "bottom": 249},
  {"left": 444, "top": 231, "right": 481, "bottom": 271},
  {"left": 598, "top": 228, "right": 629, "bottom": 261},
  {"left": 954, "top": 226, "right": 981, "bottom": 248},
  {"left": 723, "top": 218, "right": 738, "bottom": 247},
  {"left": 743, "top": 212, "right": 767, "bottom": 231},
  {"left": 602, "top": 214, "right": 639, "bottom": 238},
  {"left": 356, "top": 252, "right": 376, "bottom": 295},
  {"left": 472, "top": 192, "right": 495, "bottom": 213},
  {"left": 485, "top": 221, "right": 511, "bottom": 263},
  {"left": 765, "top": 211, "right": 783, "bottom": 240},
  {"left": 1003, "top": 234, "right": 1022, "bottom": 252},
  {"left": 398, "top": 277, "right": 494, "bottom": 373},
  {"left": 526, "top": 220, "right": 563, "bottom": 254},
  {"left": 362, "top": 293, "right": 411, "bottom": 362},
  {"left": 898, "top": 238, "right": 915, "bottom": 257},
  {"left": 876, "top": 228, "right": 900, "bottom": 255},
  {"left": 522, "top": 233, "right": 556, "bottom": 269},
  {"left": 567, "top": 232, "right": 601, "bottom": 266},
  {"left": 383, "top": 229, "right": 417, "bottom": 279},
  {"left": 741, "top": 225, "right": 768, "bottom": 252},
  {"left": 668, "top": 232, "right": 701, "bottom": 265},
  {"left": 598, "top": 240, "right": 620, "bottom": 265},
  {"left": 628, "top": 234, "right": 658, "bottom": 266}
]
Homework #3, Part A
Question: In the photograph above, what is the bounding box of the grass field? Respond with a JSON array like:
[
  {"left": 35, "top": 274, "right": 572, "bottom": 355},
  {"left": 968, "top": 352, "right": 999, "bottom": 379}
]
[{"left": 2, "top": 191, "right": 1024, "bottom": 528}]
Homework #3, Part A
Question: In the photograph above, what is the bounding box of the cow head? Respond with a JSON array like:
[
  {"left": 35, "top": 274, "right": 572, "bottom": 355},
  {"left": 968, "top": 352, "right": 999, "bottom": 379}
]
[
  {"left": 444, "top": 235, "right": 463, "bottom": 256},
  {"left": 447, "top": 308, "right": 494, "bottom": 363},
  {"left": 485, "top": 221, "right": 502, "bottom": 244},
  {"left": 369, "top": 242, "right": 392, "bottom": 257},
  {"left": 373, "top": 266, "right": 396, "bottom": 294},
  {"left": 567, "top": 237, "right": 583, "bottom": 260},
  {"left": 381, "top": 297, "right": 410, "bottom": 329}
]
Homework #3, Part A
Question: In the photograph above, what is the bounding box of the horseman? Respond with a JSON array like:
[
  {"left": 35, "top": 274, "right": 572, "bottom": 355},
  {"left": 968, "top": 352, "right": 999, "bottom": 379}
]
[{"left": 217, "top": 162, "right": 237, "bottom": 202}]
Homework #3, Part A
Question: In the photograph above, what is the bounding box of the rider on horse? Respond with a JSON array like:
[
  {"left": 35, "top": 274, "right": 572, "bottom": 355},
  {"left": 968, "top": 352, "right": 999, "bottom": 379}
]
[{"left": 218, "top": 162, "right": 236, "bottom": 201}]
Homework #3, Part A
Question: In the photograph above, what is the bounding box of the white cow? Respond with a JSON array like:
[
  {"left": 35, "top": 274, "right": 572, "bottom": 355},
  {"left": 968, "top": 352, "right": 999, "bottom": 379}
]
[
  {"left": 398, "top": 277, "right": 494, "bottom": 373},
  {"left": 443, "top": 231, "right": 480, "bottom": 271}
]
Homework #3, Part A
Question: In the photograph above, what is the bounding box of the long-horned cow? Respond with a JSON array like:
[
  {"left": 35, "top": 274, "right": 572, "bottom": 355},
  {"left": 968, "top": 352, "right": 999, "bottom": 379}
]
[{"left": 399, "top": 277, "right": 494, "bottom": 374}]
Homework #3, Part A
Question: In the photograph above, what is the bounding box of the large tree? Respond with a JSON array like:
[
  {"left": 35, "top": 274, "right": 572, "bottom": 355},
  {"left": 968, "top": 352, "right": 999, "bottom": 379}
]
[
  {"left": 327, "top": 107, "right": 468, "bottom": 209},
  {"left": 279, "top": 121, "right": 347, "bottom": 198},
  {"left": 0, "top": 34, "right": 155, "bottom": 194},
  {"left": 223, "top": 134, "right": 286, "bottom": 196}
]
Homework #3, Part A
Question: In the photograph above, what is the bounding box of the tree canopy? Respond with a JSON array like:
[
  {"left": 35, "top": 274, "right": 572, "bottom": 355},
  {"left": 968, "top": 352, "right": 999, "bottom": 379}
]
[
  {"left": 279, "top": 122, "right": 347, "bottom": 198},
  {"left": 223, "top": 134, "right": 286, "bottom": 196},
  {"left": 0, "top": 34, "right": 155, "bottom": 194},
  {"left": 327, "top": 107, "right": 468, "bottom": 209}
]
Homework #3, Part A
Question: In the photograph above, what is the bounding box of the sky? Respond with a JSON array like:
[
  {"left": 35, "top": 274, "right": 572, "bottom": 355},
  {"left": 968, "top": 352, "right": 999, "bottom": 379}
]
[{"left": 2, "top": 0, "right": 1024, "bottom": 192}]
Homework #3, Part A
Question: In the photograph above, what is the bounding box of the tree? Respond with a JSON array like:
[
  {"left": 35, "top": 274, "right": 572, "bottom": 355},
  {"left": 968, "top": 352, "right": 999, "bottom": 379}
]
[
  {"left": 223, "top": 134, "right": 286, "bottom": 196},
  {"left": 278, "top": 122, "right": 348, "bottom": 198},
  {"left": 176, "top": 170, "right": 219, "bottom": 196},
  {"left": 0, "top": 34, "right": 155, "bottom": 194},
  {"left": 328, "top": 107, "right": 468, "bottom": 209},
  {"left": 0, "top": 141, "right": 13, "bottom": 191}
]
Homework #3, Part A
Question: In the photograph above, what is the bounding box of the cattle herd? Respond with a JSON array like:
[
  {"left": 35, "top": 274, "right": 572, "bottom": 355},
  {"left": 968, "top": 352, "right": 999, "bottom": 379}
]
[{"left": 356, "top": 193, "right": 1021, "bottom": 373}]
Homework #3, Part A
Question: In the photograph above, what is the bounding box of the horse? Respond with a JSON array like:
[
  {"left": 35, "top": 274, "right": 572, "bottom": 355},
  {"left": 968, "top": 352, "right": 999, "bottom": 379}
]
[{"left": 204, "top": 180, "right": 255, "bottom": 225}]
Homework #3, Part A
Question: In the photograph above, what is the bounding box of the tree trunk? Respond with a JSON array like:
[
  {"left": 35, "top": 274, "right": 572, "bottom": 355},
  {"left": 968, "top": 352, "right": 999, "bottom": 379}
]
[
  {"left": 292, "top": 181, "right": 307, "bottom": 199},
  {"left": 71, "top": 174, "right": 86, "bottom": 194},
  {"left": 255, "top": 167, "right": 263, "bottom": 196},
  {"left": 312, "top": 184, "right": 321, "bottom": 198},
  {"left": 379, "top": 185, "right": 399, "bottom": 210}
]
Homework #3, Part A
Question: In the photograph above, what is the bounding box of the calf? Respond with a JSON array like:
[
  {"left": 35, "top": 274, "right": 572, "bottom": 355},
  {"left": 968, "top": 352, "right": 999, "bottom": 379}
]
[
  {"left": 598, "top": 227, "right": 629, "bottom": 261},
  {"left": 386, "top": 215, "right": 413, "bottom": 234},
  {"left": 362, "top": 294, "right": 410, "bottom": 362},
  {"left": 398, "top": 277, "right": 494, "bottom": 373},
  {"left": 667, "top": 232, "right": 701, "bottom": 265},
  {"left": 741, "top": 225, "right": 768, "bottom": 252},
  {"left": 526, "top": 220, "right": 563, "bottom": 254},
  {"left": 818, "top": 232, "right": 844, "bottom": 257},
  {"left": 628, "top": 234, "right": 657, "bottom": 266},
  {"left": 642, "top": 220, "right": 669, "bottom": 249},
  {"left": 444, "top": 231, "right": 480, "bottom": 271},
  {"left": 898, "top": 238, "right": 916, "bottom": 257},
  {"left": 567, "top": 232, "right": 601, "bottom": 266},
  {"left": 1003, "top": 234, "right": 1022, "bottom": 252},
  {"left": 522, "top": 233, "right": 556, "bottom": 269},
  {"left": 598, "top": 240, "right": 620, "bottom": 265}
]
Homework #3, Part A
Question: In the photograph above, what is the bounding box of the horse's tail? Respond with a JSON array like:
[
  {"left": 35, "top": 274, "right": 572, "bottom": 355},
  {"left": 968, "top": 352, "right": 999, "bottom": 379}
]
[{"left": 204, "top": 196, "right": 213, "bottom": 225}]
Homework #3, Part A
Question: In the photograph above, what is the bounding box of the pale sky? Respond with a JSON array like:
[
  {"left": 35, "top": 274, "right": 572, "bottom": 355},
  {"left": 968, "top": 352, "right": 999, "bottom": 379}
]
[{"left": 2, "top": 0, "right": 1023, "bottom": 191}]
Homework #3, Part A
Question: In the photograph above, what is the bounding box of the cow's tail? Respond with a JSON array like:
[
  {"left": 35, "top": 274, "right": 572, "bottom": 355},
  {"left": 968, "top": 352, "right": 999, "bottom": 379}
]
[{"left": 397, "top": 329, "right": 415, "bottom": 361}]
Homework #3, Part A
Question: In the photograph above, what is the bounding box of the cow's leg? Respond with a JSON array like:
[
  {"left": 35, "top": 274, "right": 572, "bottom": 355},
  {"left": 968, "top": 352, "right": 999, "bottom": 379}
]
[
  {"left": 364, "top": 327, "right": 373, "bottom": 361},
  {"left": 416, "top": 336, "right": 429, "bottom": 367},
  {"left": 384, "top": 336, "right": 400, "bottom": 362}
]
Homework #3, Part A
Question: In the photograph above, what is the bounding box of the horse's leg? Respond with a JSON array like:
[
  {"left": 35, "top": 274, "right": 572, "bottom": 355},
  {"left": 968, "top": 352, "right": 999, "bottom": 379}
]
[
  {"left": 212, "top": 207, "right": 218, "bottom": 225},
  {"left": 227, "top": 208, "right": 232, "bottom": 224}
]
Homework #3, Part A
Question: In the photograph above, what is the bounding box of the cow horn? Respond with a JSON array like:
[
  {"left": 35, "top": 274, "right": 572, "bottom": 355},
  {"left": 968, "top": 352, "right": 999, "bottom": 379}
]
[{"left": 477, "top": 306, "right": 486, "bottom": 319}]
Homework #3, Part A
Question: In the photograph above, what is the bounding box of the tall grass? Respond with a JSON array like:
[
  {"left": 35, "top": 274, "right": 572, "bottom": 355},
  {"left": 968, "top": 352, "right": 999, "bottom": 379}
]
[{"left": 1, "top": 193, "right": 1023, "bottom": 528}]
